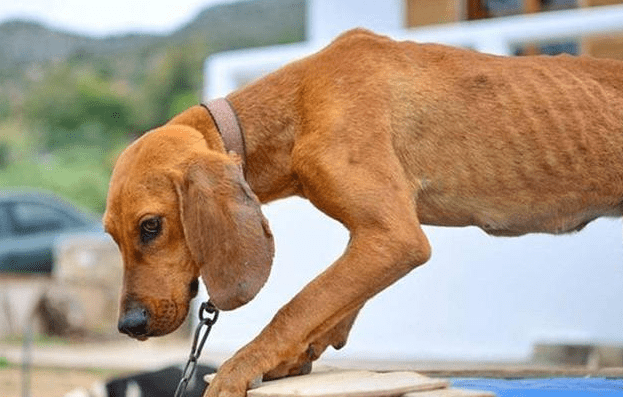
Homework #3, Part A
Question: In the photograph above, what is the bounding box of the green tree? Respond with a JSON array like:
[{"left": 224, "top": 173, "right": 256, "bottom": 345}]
[
  {"left": 24, "top": 67, "right": 135, "bottom": 151},
  {"left": 144, "top": 47, "right": 202, "bottom": 127}
]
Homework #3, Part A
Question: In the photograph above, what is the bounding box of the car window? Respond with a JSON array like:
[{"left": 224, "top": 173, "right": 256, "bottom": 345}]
[
  {"left": 10, "top": 202, "right": 79, "bottom": 235},
  {"left": 0, "top": 204, "right": 9, "bottom": 238}
]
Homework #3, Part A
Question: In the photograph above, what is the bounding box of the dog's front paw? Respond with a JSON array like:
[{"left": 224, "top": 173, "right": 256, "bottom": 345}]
[
  {"left": 204, "top": 375, "right": 247, "bottom": 397},
  {"left": 204, "top": 358, "right": 260, "bottom": 397}
]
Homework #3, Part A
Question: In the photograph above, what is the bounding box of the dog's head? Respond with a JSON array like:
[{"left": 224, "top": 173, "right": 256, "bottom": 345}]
[{"left": 104, "top": 109, "right": 274, "bottom": 340}]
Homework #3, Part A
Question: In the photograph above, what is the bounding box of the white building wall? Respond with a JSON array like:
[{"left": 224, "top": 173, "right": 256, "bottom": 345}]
[{"left": 306, "top": 0, "right": 404, "bottom": 43}]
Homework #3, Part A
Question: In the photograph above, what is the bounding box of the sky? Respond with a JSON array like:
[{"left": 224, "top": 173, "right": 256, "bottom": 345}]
[{"left": 0, "top": 0, "right": 238, "bottom": 37}]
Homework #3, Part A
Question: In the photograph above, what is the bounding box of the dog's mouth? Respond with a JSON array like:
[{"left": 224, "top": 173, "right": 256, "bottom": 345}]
[
  {"left": 133, "top": 328, "right": 167, "bottom": 341},
  {"left": 129, "top": 330, "right": 161, "bottom": 341}
]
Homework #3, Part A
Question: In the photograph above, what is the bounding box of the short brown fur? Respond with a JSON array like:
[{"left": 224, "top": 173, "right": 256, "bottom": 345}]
[{"left": 104, "top": 29, "right": 623, "bottom": 397}]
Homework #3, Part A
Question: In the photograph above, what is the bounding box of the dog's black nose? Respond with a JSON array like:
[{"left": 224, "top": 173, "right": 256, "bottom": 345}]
[{"left": 118, "top": 306, "right": 150, "bottom": 337}]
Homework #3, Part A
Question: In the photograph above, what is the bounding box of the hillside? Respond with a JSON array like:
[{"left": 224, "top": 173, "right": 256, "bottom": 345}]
[
  {"left": 0, "top": 20, "right": 158, "bottom": 70},
  {"left": 0, "top": 0, "right": 305, "bottom": 69}
]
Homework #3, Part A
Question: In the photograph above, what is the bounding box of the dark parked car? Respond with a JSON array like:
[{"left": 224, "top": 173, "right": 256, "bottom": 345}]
[{"left": 0, "top": 190, "right": 101, "bottom": 274}]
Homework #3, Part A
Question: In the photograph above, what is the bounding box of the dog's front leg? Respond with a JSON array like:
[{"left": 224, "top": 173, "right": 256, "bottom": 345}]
[
  {"left": 205, "top": 226, "right": 429, "bottom": 397},
  {"left": 205, "top": 136, "right": 431, "bottom": 397}
]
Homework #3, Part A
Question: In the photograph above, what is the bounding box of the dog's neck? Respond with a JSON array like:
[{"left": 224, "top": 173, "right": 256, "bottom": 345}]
[
  {"left": 225, "top": 63, "right": 303, "bottom": 203},
  {"left": 173, "top": 63, "right": 303, "bottom": 202}
]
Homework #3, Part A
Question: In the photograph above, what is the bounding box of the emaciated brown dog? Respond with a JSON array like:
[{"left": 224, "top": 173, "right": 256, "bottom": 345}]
[{"left": 104, "top": 29, "right": 623, "bottom": 397}]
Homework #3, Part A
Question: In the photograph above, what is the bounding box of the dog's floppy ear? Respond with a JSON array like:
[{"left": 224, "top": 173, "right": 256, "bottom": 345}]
[{"left": 176, "top": 156, "right": 274, "bottom": 310}]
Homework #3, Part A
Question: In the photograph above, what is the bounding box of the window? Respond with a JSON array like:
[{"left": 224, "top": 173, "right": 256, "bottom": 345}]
[
  {"left": 467, "top": 0, "right": 579, "bottom": 55},
  {"left": 469, "top": 0, "right": 577, "bottom": 19},
  {"left": 0, "top": 205, "right": 9, "bottom": 238}
]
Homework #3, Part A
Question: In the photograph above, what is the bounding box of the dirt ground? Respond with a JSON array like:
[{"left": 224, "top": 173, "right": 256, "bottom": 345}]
[{"left": 0, "top": 365, "right": 125, "bottom": 397}]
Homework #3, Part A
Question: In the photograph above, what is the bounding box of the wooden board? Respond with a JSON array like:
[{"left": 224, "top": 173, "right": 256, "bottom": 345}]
[{"left": 207, "top": 370, "right": 449, "bottom": 397}]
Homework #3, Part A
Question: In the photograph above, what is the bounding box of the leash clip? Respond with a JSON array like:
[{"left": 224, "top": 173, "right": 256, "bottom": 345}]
[{"left": 174, "top": 300, "right": 220, "bottom": 397}]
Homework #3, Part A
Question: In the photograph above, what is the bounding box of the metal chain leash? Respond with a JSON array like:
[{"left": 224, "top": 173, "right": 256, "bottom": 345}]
[{"left": 174, "top": 300, "right": 220, "bottom": 397}]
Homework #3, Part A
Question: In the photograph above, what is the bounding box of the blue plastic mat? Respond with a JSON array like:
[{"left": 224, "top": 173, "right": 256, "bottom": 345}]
[{"left": 452, "top": 378, "right": 623, "bottom": 396}]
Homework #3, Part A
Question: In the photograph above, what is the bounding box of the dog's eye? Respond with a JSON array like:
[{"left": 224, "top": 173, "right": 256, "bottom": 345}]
[{"left": 140, "top": 217, "right": 161, "bottom": 244}]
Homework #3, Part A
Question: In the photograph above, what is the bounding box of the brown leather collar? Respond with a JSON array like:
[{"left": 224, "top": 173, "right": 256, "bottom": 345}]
[{"left": 202, "top": 98, "right": 246, "bottom": 171}]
